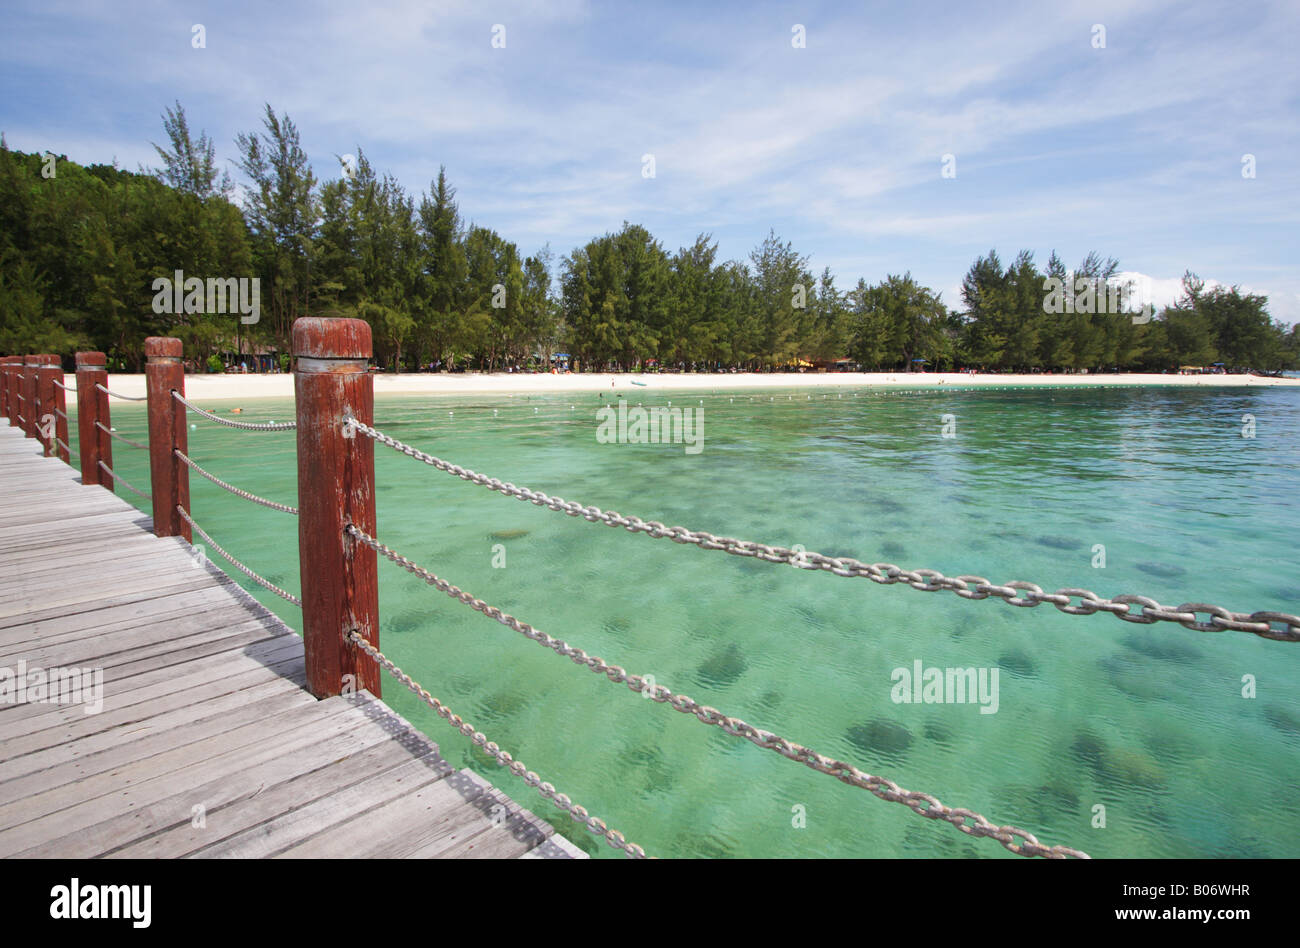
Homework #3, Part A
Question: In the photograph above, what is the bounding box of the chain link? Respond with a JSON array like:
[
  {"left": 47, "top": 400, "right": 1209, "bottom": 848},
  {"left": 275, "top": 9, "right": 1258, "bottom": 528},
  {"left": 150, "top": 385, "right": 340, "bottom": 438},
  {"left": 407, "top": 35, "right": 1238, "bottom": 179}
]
[
  {"left": 95, "top": 382, "right": 147, "bottom": 401},
  {"left": 173, "top": 391, "right": 297, "bottom": 431},
  {"left": 96, "top": 420, "right": 148, "bottom": 450},
  {"left": 175, "top": 450, "right": 298, "bottom": 514},
  {"left": 177, "top": 506, "right": 302, "bottom": 606},
  {"left": 98, "top": 460, "right": 150, "bottom": 500},
  {"left": 347, "top": 522, "right": 1089, "bottom": 859},
  {"left": 345, "top": 630, "right": 648, "bottom": 859},
  {"left": 346, "top": 417, "right": 1300, "bottom": 643}
]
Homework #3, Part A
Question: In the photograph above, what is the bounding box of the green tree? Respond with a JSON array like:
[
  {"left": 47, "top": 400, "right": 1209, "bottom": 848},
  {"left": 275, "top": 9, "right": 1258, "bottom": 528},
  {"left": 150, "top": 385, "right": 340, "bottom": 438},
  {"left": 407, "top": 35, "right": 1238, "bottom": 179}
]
[
  {"left": 235, "top": 104, "right": 319, "bottom": 353},
  {"left": 150, "top": 100, "right": 232, "bottom": 199}
]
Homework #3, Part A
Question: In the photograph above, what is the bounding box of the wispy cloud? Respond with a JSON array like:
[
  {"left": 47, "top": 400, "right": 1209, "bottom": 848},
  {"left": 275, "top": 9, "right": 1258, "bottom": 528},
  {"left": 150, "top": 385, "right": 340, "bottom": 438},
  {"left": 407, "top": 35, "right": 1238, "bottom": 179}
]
[{"left": 2, "top": 0, "right": 1296, "bottom": 323}]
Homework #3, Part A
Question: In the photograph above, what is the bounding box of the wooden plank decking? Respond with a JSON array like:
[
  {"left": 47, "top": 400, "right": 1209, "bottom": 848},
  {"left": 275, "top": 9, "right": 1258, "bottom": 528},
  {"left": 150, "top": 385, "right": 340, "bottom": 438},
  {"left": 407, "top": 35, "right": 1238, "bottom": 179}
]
[{"left": 0, "top": 426, "right": 584, "bottom": 859}]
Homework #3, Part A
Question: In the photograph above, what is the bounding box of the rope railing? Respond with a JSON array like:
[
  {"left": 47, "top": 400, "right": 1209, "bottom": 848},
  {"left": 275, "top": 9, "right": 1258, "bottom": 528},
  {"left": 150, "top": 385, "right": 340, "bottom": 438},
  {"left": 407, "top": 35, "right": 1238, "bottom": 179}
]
[
  {"left": 95, "top": 419, "right": 148, "bottom": 451},
  {"left": 95, "top": 382, "right": 146, "bottom": 401},
  {"left": 346, "top": 416, "right": 1300, "bottom": 644},
  {"left": 345, "top": 630, "right": 648, "bottom": 859},
  {"left": 346, "top": 522, "right": 1088, "bottom": 859},
  {"left": 52, "top": 379, "right": 68, "bottom": 391},
  {"left": 55, "top": 436, "right": 76, "bottom": 456},
  {"left": 174, "top": 450, "right": 298, "bottom": 514},
  {"left": 98, "top": 460, "right": 150, "bottom": 501},
  {"left": 177, "top": 506, "right": 302, "bottom": 607},
  {"left": 173, "top": 391, "right": 297, "bottom": 431}
]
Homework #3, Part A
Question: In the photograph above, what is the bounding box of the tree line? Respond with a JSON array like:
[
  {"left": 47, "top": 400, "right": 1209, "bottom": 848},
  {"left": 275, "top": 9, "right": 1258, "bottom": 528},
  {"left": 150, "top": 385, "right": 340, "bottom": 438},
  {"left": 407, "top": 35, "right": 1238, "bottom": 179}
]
[{"left": 2, "top": 102, "right": 1296, "bottom": 373}]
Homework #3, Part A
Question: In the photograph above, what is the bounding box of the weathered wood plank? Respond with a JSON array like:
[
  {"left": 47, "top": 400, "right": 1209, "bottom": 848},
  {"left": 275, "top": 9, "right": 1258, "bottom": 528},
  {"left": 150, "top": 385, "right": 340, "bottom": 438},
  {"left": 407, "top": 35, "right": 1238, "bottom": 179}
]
[
  {"left": 0, "top": 424, "right": 579, "bottom": 859},
  {"left": 192, "top": 746, "right": 455, "bottom": 859},
  {"left": 0, "top": 665, "right": 308, "bottom": 768},
  {"left": 0, "top": 636, "right": 305, "bottom": 735},
  {"left": 99, "top": 710, "right": 451, "bottom": 858},
  {"left": 0, "top": 688, "right": 316, "bottom": 804},
  {"left": 0, "top": 694, "right": 376, "bottom": 856}
]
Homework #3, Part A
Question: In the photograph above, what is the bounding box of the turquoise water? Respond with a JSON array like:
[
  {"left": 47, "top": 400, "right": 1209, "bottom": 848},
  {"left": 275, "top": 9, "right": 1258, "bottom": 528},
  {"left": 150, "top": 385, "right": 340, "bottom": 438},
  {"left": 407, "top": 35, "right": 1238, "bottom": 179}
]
[{"left": 86, "top": 384, "right": 1300, "bottom": 858}]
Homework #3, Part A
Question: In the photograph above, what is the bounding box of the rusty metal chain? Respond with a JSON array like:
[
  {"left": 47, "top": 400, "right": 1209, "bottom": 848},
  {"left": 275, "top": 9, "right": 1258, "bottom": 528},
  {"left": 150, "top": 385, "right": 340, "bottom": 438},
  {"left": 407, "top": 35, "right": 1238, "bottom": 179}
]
[
  {"left": 175, "top": 449, "right": 298, "bottom": 515},
  {"left": 347, "top": 522, "right": 1088, "bottom": 859}
]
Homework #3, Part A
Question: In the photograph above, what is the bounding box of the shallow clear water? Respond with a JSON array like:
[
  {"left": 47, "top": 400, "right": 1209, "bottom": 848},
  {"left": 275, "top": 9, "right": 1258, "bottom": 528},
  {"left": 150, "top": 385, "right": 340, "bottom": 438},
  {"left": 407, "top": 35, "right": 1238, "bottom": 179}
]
[{"left": 86, "top": 383, "right": 1300, "bottom": 858}]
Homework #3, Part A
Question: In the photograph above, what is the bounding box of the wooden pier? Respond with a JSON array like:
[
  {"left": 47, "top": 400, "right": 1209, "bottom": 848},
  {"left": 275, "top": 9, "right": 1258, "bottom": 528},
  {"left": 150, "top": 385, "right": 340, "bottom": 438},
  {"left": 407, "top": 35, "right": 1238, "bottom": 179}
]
[{"left": 0, "top": 426, "right": 583, "bottom": 859}]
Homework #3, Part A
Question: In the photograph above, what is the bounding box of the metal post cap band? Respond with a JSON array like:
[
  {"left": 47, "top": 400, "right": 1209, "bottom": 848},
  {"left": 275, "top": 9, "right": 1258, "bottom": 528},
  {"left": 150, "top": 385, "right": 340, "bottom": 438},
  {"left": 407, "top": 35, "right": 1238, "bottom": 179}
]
[{"left": 294, "top": 357, "right": 369, "bottom": 374}]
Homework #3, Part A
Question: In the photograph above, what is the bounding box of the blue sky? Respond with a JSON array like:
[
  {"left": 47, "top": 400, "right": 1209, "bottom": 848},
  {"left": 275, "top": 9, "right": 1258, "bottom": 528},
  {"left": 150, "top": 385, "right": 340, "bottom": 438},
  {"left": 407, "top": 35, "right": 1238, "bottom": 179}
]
[{"left": 3, "top": 0, "right": 1298, "bottom": 323}]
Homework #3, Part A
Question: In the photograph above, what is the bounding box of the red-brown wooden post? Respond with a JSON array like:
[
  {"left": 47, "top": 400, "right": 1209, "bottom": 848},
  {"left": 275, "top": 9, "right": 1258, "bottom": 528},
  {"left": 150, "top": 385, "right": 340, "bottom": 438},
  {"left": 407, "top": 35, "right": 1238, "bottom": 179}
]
[
  {"left": 11, "top": 356, "right": 22, "bottom": 429},
  {"left": 0, "top": 356, "right": 17, "bottom": 422},
  {"left": 1, "top": 356, "right": 13, "bottom": 420},
  {"left": 21, "top": 355, "right": 40, "bottom": 438},
  {"left": 144, "top": 337, "right": 191, "bottom": 541},
  {"left": 75, "top": 351, "right": 112, "bottom": 488},
  {"left": 5, "top": 356, "right": 20, "bottom": 424},
  {"left": 33, "top": 355, "right": 62, "bottom": 457},
  {"left": 294, "top": 317, "right": 381, "bottom": 700},
  {"left": 52, "top": 359, "right": 70, "bottom": 465}
]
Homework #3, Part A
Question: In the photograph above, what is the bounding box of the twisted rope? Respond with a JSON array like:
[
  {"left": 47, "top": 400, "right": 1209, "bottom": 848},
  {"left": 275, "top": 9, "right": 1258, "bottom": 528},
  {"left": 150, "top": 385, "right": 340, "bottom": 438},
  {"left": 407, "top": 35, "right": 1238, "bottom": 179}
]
[
  {"left": 177, "top": 506, "right": 301, "bottom": 606},
  {"left": 348, "top": 523, "right": 1088, "bottom": 859},
  {"left": 96, "top": 420, "right": 148, "bottom": 450},
  {"left": 173, "top": 391, "right": 296, "bottom": 431},
  {"left": 95, "top": 382, "right": 146, "bottom": 401},
  {"left": 174, "top": 450, "right": 298, "bottom": 514},
  {"left": 98, "top": 460, "right": 150, "bottom": 500},
  {"left": 346, "top": 417, "right": 1300, "bottom": 643}
]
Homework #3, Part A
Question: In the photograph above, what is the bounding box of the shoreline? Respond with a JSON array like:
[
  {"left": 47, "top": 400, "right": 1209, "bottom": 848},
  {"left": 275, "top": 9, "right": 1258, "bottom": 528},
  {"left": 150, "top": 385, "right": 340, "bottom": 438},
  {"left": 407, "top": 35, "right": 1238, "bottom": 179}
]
[{"left": 60, "top": 370, "right": 1300, "bottom": 404}]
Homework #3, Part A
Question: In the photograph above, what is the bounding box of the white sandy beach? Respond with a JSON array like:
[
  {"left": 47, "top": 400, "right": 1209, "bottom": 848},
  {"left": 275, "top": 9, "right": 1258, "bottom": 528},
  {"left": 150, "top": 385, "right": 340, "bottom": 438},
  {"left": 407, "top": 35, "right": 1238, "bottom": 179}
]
[
  {"left": 58, "top": 370, "right": 1300, "bottom": 404},
  {"left": 55, "top": 366, "right": 1300, "bottom": 405}
]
